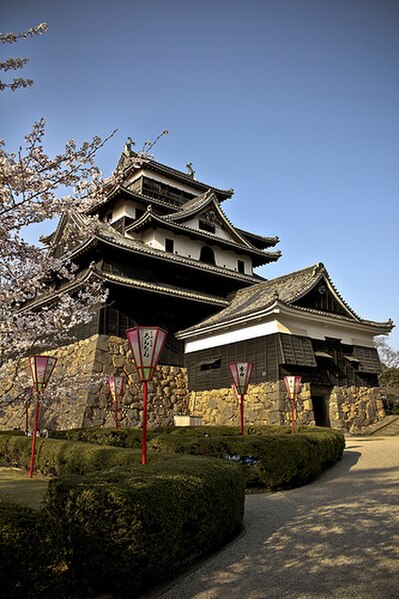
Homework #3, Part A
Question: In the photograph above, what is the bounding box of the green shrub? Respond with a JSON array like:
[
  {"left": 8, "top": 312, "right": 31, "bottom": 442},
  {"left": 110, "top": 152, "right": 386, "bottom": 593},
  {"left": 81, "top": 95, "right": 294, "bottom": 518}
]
[
  {"left": 0, "top": 426, "right": 344, "bottom": 596},
  {"left": 0, "top": 434, "right": 139, "bottom": 476},
  {"left": 0, "top": 502, "right": 67, "bottom": 598},
  {"left": 148, "top": 427, "right": 345, "bottom": 490},
  {"left": 44, "top": 455, "right": 244, "bottom": 597},
  {"left": 52, "top": 426, "right": 144, "bottom": 448},
  {"left": 0, "top": 427, "right": 344, "bottom": 491},
  {"left": 0, "top": 433, "right": 245, "bottom": 597}
]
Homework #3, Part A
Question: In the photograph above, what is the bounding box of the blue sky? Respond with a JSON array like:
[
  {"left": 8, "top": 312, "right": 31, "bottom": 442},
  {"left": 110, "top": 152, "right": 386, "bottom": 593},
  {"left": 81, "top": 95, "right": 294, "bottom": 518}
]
[{"left": 1, "top": 0, "right": 398, "bottom": 349}]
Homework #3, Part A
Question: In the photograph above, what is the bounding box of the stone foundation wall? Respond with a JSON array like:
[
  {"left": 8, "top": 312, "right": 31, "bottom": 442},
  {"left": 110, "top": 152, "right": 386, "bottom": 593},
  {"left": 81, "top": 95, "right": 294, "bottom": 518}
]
[
  {"left": 329, "top": 386, "right": 385, "bottom": 434},
  {"left": 0, "top": 335, "right": 190, "bottom": 432},
  {"left": 188, "top": 381, "right": 315, "bottom": 427},
  {"left": 0, "top": 334, "right": 385, "bottom": 434},
  {"left": 0, "top": 336, "right": 100, "bottom": 432},
  {"left": 84, "top": 335, "right": 189, "bottom": 429}
]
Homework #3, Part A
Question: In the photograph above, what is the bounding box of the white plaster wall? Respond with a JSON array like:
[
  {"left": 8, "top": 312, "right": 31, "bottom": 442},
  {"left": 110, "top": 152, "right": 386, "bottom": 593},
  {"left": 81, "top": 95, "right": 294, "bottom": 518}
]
[
  {"left": 109, "top": 199, "right": 142, "bottom": 221},
  {"left": 129, "top": 227, "right": 252, "bottom": 274},
  {"left": 184, "top": 313, "right": 377, "bottom": 353},
  {"left": 278, "top": 315, "right": 376, "bottom": 347},
  {"left": 185, "top": 321, "right": 281, "bottom": 353},
  {"left": 184, "top": 217, "right": 237, "bottom": 242}
]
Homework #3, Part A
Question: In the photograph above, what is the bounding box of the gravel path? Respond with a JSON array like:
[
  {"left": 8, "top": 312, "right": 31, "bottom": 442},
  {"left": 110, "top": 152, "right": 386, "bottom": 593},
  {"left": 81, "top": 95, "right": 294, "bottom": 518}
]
[{"left": 157, "top": 436, "right": 399, "bottom": 599}]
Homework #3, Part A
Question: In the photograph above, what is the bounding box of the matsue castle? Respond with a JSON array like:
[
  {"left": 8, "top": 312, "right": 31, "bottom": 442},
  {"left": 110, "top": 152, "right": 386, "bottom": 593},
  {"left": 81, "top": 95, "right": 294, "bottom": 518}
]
[{"left": 3, "top": 144, "right": 394, "bottom": 433}]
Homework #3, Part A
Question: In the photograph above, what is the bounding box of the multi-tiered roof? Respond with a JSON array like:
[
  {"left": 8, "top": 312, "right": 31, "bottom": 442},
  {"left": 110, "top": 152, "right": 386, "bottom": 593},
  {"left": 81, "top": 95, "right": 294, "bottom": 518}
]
[{"left": 41, "top": 148, "right": 282, "bottom": 353}]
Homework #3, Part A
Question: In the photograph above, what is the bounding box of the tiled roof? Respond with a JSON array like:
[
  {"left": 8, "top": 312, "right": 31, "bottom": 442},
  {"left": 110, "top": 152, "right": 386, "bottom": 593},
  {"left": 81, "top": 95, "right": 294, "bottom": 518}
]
[
  {"left": 119, "top": 152, "right": 234, "bottom": 199},
  {"left": 92, "top": 269, "right": 230, "bottom": 306},
  {"left": 166, "top": 190, "right": 218, "bottom": 219},
  {"left": 177, "top": 263, "right": 393, "bottom": 335},
  {"left": 86, "top": 184, "right": 180, "bottom": 215},
  {"left": 236, "top": 228, "right": 280, "bottom": 249},
  {"left": 124, "top": 207, "right": 281, "bottom": 264},
  {"left": 58, "top": 212, "right": 261, "bottom": 285}
]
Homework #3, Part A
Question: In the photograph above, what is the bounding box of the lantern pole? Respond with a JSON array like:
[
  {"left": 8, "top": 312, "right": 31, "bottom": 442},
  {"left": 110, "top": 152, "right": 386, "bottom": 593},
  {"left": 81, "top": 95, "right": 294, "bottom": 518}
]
[
  {"left": 115, "top": 394, "right": 119, "bottom": 431},
  {"left": 108, "top": 375, "right": 125, "bottom": 432},
  {"left": 142, "top": 380, "right": 148, "bottom": 464},
  {"left": 284, "top": 375, "right": 302, "bottom": 434},
  {"left": 29, "top": 390, "right": 41, "bottom": 478},
  {"left": 28, "top": 355, "right": 57, "bottom": 478},
  {"left": 239, "top": 393, "right": 244, "bottom": 435},
  {"left": 291, "top": 395, "right": 295, "bottom": 433},
  {"left": 229, "top": 362, "right": 254, "bottom": 435},
  {"left": 126, "top": 326, "right": 168, "bottom": 465}
]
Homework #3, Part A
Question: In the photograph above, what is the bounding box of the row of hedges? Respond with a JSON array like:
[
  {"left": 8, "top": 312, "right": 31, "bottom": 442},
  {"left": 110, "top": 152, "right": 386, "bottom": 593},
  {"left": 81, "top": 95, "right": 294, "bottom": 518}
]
[
  {"left": 51, "top": 425, "right": 345, "bottom": 490},
  {"left": 51, "top": 424, "right": 294, "bottom": 446},
  {"left": 0, "top": 433, "right": 245, "bottom": 598},
  {"left": 0, "top": 427, "right": 344, "bottom": 596},
  {"left": 146, "top": 426, "right": 345, "bottom": 490}
]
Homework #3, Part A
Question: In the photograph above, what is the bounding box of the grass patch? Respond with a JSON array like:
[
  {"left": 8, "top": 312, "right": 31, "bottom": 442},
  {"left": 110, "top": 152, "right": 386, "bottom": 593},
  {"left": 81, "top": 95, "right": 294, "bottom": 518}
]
[{"left": 0, "top": 467, "right": 50, "bottom": 510}]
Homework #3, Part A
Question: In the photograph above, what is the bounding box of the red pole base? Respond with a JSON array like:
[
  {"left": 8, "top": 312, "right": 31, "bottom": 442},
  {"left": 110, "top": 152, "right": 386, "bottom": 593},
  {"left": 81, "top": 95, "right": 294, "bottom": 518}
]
[
  {"left": 142, "top": 381, "right": 148, "bottom": 464},
  {"left": 240, "top": 394, "right": 244, "bottom": 435},
  {"left": 291, "top": 399, "right": 295, "bottom": 433},
  {"left": 29, "top": 399, "right": 40, "bottom": 478}
]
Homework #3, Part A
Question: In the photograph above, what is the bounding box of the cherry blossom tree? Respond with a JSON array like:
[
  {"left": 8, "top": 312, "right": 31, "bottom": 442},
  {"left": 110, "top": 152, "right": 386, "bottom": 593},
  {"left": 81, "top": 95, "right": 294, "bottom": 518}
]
[
  {"left": 376, "top": 337, "right": 399, "bottom": 414},
  {"left": 0, "top": 22, "right": 169, "bottom": 422},
  {"left": 0, "top": 22, "right": 48, "bottom": 91},
  {"left": 0, "top": 119, "right": 118, "bottom": 405}
]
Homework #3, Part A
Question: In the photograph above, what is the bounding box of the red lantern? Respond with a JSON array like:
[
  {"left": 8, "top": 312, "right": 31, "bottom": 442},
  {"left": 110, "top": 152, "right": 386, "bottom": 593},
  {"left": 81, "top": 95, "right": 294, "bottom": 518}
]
[
  {"left": 27, "top": 355, "right": 57, "bottom": 478},
  {"left": 284, "top": 375, "right": 302, "bottom": 433},
  {"left": 126, "top": 327, "right": 167, "bottom": 464},
  {"left": 126, "top": 327, "right": 167, "bottom": 382},
  {"left": 28, "top": 355, "right": 57, "bottom": 393},
  {"left": 108, "top": 376, "right": 125, "bottom": 431},
  {"left": 229, "top": 362, "right": 254, "bottom": 434}
]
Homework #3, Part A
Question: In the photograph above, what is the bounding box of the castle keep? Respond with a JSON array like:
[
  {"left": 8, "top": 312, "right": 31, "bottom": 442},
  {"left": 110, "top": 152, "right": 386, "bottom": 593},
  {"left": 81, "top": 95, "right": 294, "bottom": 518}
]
[{"left": 2, "top": 147, "right": 393, "bottom": 433}]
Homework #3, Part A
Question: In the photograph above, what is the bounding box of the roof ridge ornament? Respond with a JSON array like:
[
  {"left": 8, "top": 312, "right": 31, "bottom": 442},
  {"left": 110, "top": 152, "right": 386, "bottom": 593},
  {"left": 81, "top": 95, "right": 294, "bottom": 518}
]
[
  {"left": 123, "top": 137, "right": 135, "bottom": 157},
  {"left": 186, "top": 162, "right": 195, "bottom": 179}
]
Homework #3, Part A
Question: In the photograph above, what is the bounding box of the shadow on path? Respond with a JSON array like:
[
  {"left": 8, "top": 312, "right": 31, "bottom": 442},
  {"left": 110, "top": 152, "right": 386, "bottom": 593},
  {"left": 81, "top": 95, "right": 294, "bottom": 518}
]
[{"left": 157, "top": 437, "right": 399, "bottom": 599}]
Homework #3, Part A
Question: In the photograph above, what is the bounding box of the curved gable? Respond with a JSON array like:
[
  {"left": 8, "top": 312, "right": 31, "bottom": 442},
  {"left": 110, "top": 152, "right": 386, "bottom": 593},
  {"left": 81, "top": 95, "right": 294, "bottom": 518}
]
[{"left": 293, "top": 275, "right": 355, "bottom": 319}]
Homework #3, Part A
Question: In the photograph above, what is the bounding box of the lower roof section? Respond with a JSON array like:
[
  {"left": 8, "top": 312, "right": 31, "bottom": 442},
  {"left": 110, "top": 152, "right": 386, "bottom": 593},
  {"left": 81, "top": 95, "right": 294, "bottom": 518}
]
[
  {"left": 93, "top": 269, "right": 230, "bottom": 307},
  {"left": 181, "top": 302, "right": 386, "bottom": 354}
]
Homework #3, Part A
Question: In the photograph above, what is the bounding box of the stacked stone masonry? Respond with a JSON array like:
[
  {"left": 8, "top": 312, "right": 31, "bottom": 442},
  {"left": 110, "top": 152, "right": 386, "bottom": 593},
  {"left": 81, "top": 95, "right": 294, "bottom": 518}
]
[{"left": 0, "top": 334, "right": 386, "bottom": 434}]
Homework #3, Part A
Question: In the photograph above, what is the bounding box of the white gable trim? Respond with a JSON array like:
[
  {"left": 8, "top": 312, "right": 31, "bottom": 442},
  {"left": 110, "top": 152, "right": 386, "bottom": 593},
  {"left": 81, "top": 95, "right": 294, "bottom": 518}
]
[{"left": 183, "top": 303, "right": 382, "bottom": 353}]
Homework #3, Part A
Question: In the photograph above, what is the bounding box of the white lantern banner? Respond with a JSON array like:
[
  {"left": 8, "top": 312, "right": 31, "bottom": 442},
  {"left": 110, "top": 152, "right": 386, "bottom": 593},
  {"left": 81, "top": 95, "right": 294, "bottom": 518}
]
[
  {"left": 126, "top": 326, "right": 168, "bottom": 381},
  {"left": 108, "top": 376, "right": 125, "bottom": 402},
  {"left": 229, "top": 362, "right": 254, "bottom": 395},
  {"left": 28, "top": 356, "right": 57, "bottom": 393},
  {"left": 284, "top": 375, "right": 302, "bottom": 399}
]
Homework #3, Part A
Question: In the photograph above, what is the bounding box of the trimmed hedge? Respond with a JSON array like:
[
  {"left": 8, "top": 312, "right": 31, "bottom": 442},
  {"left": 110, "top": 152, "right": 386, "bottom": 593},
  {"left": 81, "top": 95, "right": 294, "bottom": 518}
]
[
  {"left": 0, "top": 433, "right": 245, "bottom": 598},
  {"left": 0, "top": 425, "right": 344, "bottom": 596},
  {"left": 45, "top": 456, "right": 244, "bottom": 597},
  {"left": 26, "top": 425, "right": 345, "bottom": 490},
  {"left": 52, "top": 426, "right": 144, "bottom": 448},
  {"left": 0, "top": 502, "right": 67, "bottom": 598},
  {"left": 0, "top": 426, "right": 345, "bottom": 490},
  {"left": 146, "top": 426, "right": 345, "bottom": 490}
]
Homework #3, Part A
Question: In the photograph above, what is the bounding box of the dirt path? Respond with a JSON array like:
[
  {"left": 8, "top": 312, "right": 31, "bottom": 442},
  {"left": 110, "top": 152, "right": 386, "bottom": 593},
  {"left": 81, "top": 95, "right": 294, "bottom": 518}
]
[{"left": 157, "top": 436, "right": 399, "bottom": 599}]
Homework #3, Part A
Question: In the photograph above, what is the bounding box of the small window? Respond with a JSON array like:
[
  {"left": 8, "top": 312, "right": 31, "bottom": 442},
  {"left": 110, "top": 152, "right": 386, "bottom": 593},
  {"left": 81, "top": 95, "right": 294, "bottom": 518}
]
[
  {"left": 165, "top": 238, "right": 174, "bottom": 253},
  {"left": 200, "top": 246, "right": 216, "bottom": 265},
  {"left": 237, "top": 260, "right": 245, "bottom": 273},
  {"left": 199, "top": 220, "right": 216, "bottom": 234},
  {"left": 199, "top": 357, "right": 222, "bottom": 371}
]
